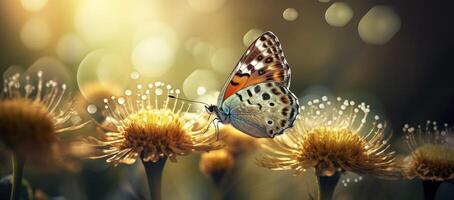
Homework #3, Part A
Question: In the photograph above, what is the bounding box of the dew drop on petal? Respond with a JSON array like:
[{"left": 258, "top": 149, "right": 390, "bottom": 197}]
[{"left": 87, "top": 104, "right": 97, "bottom": 114}]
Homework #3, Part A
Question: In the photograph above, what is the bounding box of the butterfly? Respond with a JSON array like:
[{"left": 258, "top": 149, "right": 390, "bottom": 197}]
[{"left": 205, "top": 31, "right": 300, "bottom": 138}]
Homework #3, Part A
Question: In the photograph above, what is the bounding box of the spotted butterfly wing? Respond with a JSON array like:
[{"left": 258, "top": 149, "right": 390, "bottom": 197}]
[
  {"left": 217, "top": 31, "right": 299, "bottom": 138},
  {"left": 217, "top": 31, "right": 291, "bottom": 106},
  {"left": 221, "top": 82, "right": 299, "bottom": 137}
]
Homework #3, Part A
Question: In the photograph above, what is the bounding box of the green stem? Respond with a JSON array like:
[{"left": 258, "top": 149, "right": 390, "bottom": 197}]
[
  {"left": 141, "top": 158, "right": 166, "bottom": 200},
  {"left": 316, "top": 173, "right": 340, "bottom": 200},
  {"left": 10, "top": 153, "right": 25, "bottom": 200},
  {"left": 422, "top": 180, "right": 441, "bottom": 200}
]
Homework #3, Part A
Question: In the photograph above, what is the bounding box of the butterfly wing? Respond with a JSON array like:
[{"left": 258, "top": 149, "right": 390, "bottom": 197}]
[
  {"left": 221, "top": 82, "right": 299, "bottom": 138},
  {"left": 217, "top": 31, "right": 291, "bottom": 107}
]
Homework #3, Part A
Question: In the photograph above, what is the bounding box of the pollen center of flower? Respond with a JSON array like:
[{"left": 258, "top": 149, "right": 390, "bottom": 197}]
[
  {"left": 298, "top": 127, "right": 366, "bottom": 176},
  {"left": 410, "top": 144, "right": 454, "bottom": 180},
  {"left": 120, "top": 109, "right": 192, "bottom": 160}
]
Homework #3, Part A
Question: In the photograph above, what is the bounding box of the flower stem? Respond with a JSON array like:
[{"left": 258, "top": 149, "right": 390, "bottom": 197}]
[
  {"left": 316, "top": 173, "right": 340, "bottom": 200},
  {"left": 422, "top": 180, "right": 441, "bottom": 200},
  {"left": 10, "top": 153, "right": 25, "bottom": 200},
  {"left": 141, "top": 158, "right": 167, "bottom": 200}
]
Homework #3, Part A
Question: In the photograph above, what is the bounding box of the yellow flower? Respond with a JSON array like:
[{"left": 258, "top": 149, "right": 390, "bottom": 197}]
[
  {"left": 259, "top": 96, "right": 397, "bottom": 178},
  {"left": 88, "top": 81, "right": 222, "bottom": 165},
  {"left": 402, "top": 121, "right": 454, "bottom": 182},
  {"left": 220, "top": 125, "right": 258, "bottom": 157},
  {"left": 0, "top": 72, "right": 86, "bottom": 165},
  {"left": 199, "top": 149, "right": 235, "bottom": 184}
]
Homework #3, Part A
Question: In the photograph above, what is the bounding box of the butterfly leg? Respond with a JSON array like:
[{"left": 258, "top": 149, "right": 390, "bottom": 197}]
[
  {"left": 213, "top": 119, "right": 225, "bottom": 140},
  {"left": 202, "top": 117, "right": 216, "bottom": 134}
]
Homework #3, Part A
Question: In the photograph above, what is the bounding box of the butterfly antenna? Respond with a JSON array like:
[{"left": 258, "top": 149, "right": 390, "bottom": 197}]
[{"left": 168, "top": 95, "right": 210, "bottom": 106}]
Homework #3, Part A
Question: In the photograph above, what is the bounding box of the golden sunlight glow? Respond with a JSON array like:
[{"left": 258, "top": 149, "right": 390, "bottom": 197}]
[
  {"left": 325, "top": 2, "right": 354, "bottom": 27},
  {"left": 132, "top": 37, "right": 175, "bottom": 77},
  {"left": 283, "top": 8, "right": 298, "bottom": 21},
  {"left": 56, "top": 33, "right": 88, "bottom": 63},
  {"left": 358, "top": 6, "right": 401, "bottom": 45},
  {"left": 183, "top": 69, "right": 220, "bottom": 99},
  {"left": 75, "top": 0, "right": 124, "bottom": 46},
  {"left": 20, "top": 0, "right": 48, "bottom": 12},
  {"left": 20, "top": 18, "right": 52, "bottom": 50},
  {"left": 243, "top": 29, "right": 263, "bottom": 47},
  {"left": 187, "top": 0, "right": 226, "bottom": 13}
]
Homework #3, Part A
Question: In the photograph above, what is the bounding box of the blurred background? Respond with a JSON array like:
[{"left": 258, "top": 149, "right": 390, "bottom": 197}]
[{"left": 0, "top": 0, "right": 453, "bottom": 199}]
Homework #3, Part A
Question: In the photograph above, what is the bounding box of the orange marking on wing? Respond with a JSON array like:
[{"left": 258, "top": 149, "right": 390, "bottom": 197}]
[{"left": 222, "top": 65, "right": 288, "bottom": 100}]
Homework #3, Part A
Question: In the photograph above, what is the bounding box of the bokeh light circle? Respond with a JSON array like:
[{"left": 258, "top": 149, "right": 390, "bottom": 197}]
[
  {"left": 56, "top": 33, "right": 88, "bottom": 63},
  {"left": 325, "top": 2, "right": 354, "bottom": 27},
  {"left": 243, "top": 29, "right": 263, "bottom": 47},
  {"left": 132, "top": 37, "right": 175, "bottom": 77},
  {"left": 211, "top": 48, "right": 237, "bottom": 74},
  {"left": 183, "top": 69, "right": 221, "bottom": 99},
  {"left": 77, "top": 49, "right": 130, "bottom": 99},
  {"left": 3, "top": 65, "right": 25, "bottom": 80},
  {"left": 283, "top": 8, "right": 298, "bottom": 21},
  {"left": 358, "top": 6, "right": 401, "bottom": 45},
  {"left": 20, "top": 18, "right": 52, "bottom": 50},
  {"left": 26, "top": 57, "right": 72, "bottom": 89},
  {"left": 20, "top": 0, "right": 48, "bottom": 12},
  {"left": 132, "top": 21, "right": 179, "bottom": 77}
]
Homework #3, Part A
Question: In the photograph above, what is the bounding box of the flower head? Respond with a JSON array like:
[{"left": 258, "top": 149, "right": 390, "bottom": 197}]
[
  {"left": 199, "top": 149, "right": 235, "bottom": 184},
  {"left": 74, "top": 82, "right": 122, "bottom": 122},
  {"left": 259, "top": 97, "right": 397, "bottom": 178},
  {"left": 401, "top": 121, "right": 454, "bottom": 182},
  {"left": 220, "top": 125, "right": 258, "bottom": 157},
  {"left": 88, "top": 81, "right": 221, "bottom": 165},
  {"left": 0, "top": 72, "right": 86, "bottom": 165}
]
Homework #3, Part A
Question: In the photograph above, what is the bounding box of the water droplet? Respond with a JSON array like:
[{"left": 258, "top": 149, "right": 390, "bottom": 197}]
[
  {"left": 87, "top": 104, "right": 97, "bottom": 114},
  {"left": 125, "top": 89, "right": 132, "bottom": 96}
]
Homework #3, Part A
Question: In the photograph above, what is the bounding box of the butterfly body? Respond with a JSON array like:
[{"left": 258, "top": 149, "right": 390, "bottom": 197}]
[{"left": 209, "top": 31, "right": 300, "bottom": 138}]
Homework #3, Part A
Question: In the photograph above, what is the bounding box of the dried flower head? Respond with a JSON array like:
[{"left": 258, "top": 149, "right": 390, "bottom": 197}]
[
  {"left": 402, "top": 121, "right": 454, "bottom": 182},
  {"left": 220, "top": 125, "right": 258, "bottom": 156},
  {"left": 88, "top": 81, "right": 222, "bottom": 165},
  {"left": 199, "top": 149, "right": 235, "bottom": 183},
  {"left": 259, "top": 97, "right": 397, "bottom": 178},
  {"left": 74, "top": 82, "right": 121, "bottom": 121},
  {"left": 0, "top": 72, "right": 86, "bottom": 164}
]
